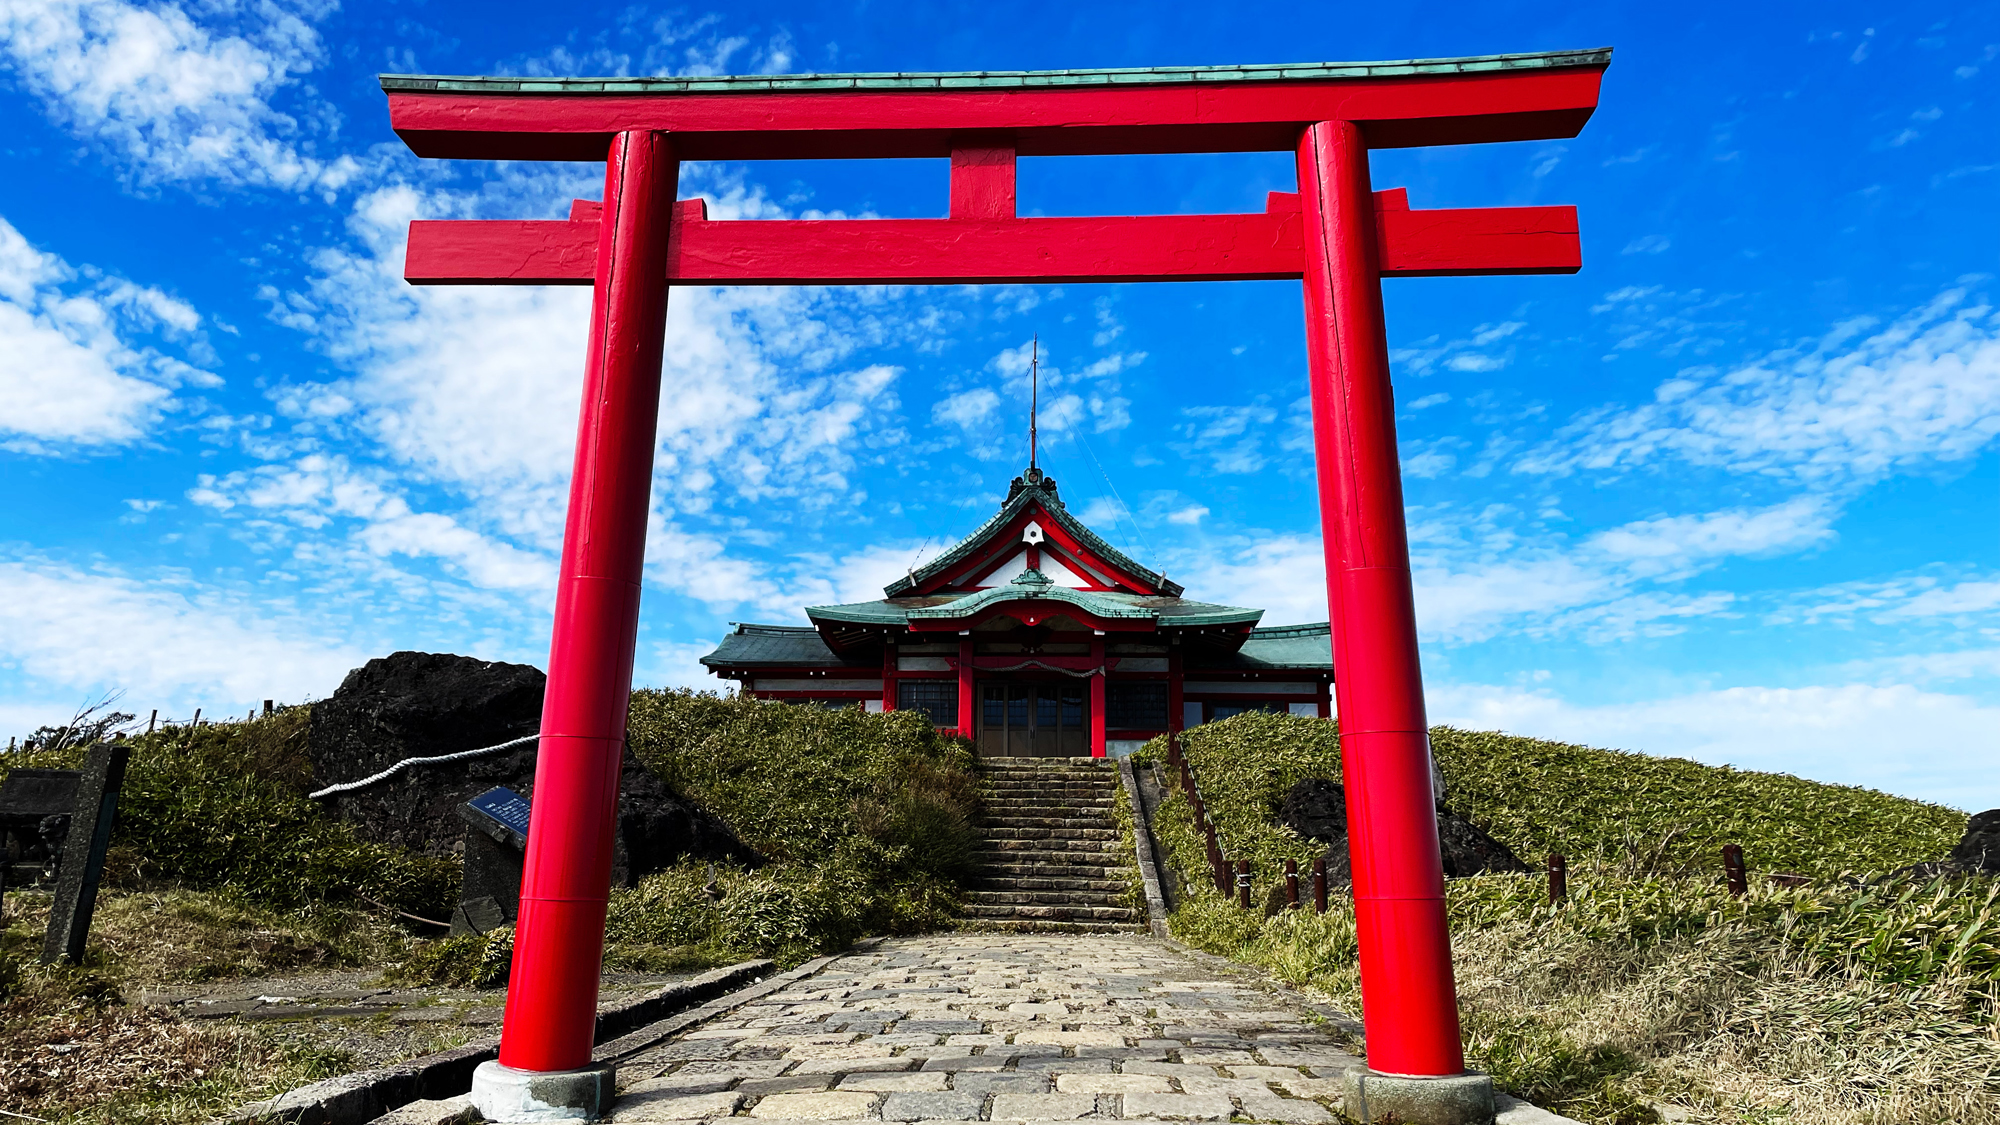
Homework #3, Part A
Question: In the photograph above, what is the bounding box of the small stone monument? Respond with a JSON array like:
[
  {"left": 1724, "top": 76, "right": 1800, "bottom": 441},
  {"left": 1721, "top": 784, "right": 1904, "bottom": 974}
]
[{"left": 452, "top": 786, "right": 530, "bottom": 936}]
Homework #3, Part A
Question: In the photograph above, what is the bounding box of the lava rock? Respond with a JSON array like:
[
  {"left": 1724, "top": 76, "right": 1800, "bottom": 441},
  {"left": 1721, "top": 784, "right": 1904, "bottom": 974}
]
[
  {"left": 1947, "top": 809, "right": 2000, "bottom": 874},
  {"left": 1279, "top": 777, "right": 1347, "bottom": 842},
  {"left": 1277, "top": 776, "right": 1527, "bottom": 879},
  {"left": 308, "top": 651, "right": 759, "bottom": 884},
  {"left": 1436, "top": 808, "right": 1530, "bottom": 876}
]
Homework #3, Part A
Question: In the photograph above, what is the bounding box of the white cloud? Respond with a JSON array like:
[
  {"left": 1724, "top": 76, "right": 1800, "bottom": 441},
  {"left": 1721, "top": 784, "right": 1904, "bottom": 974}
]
[
  {"left": 1524, "top": 287, "right": 2000, "bottom": 483},
  {"left": 214, "top": 172, "right": 924, "bottom": 622},
  {"left": 1586, "top": 496, "right": 1837, "bottom": 579},
  {"left": 935, "top": 387, "right": 1000, "bottom": 428},
  {"left": 0, "top": 559, "right": 367, "bottom": 718},
  {"left": 0, "top": 0, "right": 358, "bottom": 189},
  {"left": 1783, "top": 571, "right": 2000, "bottom": 626},
  {"left": 1392, "top": 321, "right": 1523, "bottom": 378},
  {"left": 0, "top": 214, "right": 215, "bottom": 450},
  {"left": 1428, "top": 680, "right": 2000, "bottom": 813},
  {"left": 1174, "top": 400, "right": 1279, "bottom": 474}
]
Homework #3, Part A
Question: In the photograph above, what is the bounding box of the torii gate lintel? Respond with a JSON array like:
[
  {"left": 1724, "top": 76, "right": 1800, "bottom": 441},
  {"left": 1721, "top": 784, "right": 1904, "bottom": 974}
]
[{"left": 383, "top": 51, "right": 1610, "bottom": 1125}]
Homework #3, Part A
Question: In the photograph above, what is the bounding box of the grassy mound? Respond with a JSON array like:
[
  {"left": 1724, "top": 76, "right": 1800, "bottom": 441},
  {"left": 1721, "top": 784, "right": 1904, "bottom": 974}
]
[
  {"left": 613, "top": 688, "right": 980, "bottom": 966},
  {"left": 1144, "top": 714, "right": 1997, "bottom": 1125}
]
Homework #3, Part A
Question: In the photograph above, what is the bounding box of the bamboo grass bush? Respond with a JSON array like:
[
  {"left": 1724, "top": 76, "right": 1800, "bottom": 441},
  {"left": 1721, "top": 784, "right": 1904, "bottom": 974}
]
[{"left": 1142, "top": 712, "right": 1997, "bottom": 1124}]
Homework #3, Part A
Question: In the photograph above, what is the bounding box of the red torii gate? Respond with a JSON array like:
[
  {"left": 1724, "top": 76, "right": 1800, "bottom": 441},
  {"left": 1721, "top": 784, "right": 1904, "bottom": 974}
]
[{"left": 382, "top": 49, "right": 1609, "bottom": 1122}]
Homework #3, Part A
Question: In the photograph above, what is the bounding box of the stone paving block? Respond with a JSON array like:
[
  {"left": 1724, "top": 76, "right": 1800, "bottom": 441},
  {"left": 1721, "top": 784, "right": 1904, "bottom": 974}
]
[
  {"left": 863, "top": 1034, "right": 946, "bottom": 1048},
  {"left": 1013, "top": 1029, "right": 1127, "bottom": 1047},
  {"left": 748, "top": 1092, "right": 882, "bottom": 1119},
  {"left": 685, "top": 1027, "right": 762, "bottom": 1040},
  {"left": 739, "top": 1076, "right": 836, "bottom": 1096},
  {"left": 369, "top": 1096, "right": 477, "bottom": 1125},
  {"left": 1177, "top": 1050, "right": 1257, "bottom": 1066},
  {"left": 900, "top": 1020, "right": 986, "bottom": 1034},
  {"left": 786, "top": 1043, "right": 903, "bottom": 1060},
  {"left": 1013, "top": 1058, "right": 1113, "bottom": 1074},
  {"left": 790, "top": 1057, "right": 919, "bottom": 1075},
  {"left": 1223, "top": 1067, "right": 1303, "bottom": 1081},
  {"left": 950, "top": 1073, "right": 1051, "bottom": 1097},
  {"left": 920, "top": 1054, "right": 1006, "bottom": 1072},
  {"left": 836, "top": 1073, "right": 950, "bottom": 1092},
  {"left": 1119, "top": 1063, "right": 1226, "bottom": 1079},
  {"left": 1235, "top": 1095, "right": 1333, "bottom": 1123},
  {"left": 653, "top": 1041, "right": 741, "bottom": 1061},
  {"left": 624, "top": 1074, "right": 737, "bottom": 1096},
  {"left": 675, "top": 1061, "right": 795, "bottom": 1078},
  {"left": 1134, "top": 1040, "right": 1185, "bottom": 1050},
  {"left": 1269, "top": 1078, "right": 1342, "bottom": 1099},
  {"left": 1053, "top": 1075, "right": 1173, "bottom": 1095},
  {"left": 1257, "top": 1048, "right": 1358, "bottom": 1068},
  {"left": 988, "top": 1093, "right": 1096, "bottom": 1120},
  {"left": 1075, "top": 1047, "right": 1166, "bottom": 1061},
  {"left": 1119, "top": 1094, "right": 1235, "bottom": 1120},
  {"left": 1179, "top": 1077, "right": 1280, "bottom": 1097},
  {"left": 879, "top": 1092, "right": 983, "bottom": 1121},
  {"left": 609, "top": 1090, "right": 744, "bottom": 1122}
]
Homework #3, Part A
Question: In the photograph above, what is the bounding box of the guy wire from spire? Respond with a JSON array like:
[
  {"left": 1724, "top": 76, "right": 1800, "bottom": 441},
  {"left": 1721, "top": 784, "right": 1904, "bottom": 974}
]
[{"left": 1029, "top": 334, "right": 1039, "bottom": 471}]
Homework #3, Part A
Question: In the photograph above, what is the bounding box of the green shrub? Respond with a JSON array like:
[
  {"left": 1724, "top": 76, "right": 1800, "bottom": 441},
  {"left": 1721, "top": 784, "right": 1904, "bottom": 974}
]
[
  {"left": 2, "top": 711, "right": 457, "bottom": 917},
  {"left": 616, "top": 690, "right": 981, "bottom": 963}
]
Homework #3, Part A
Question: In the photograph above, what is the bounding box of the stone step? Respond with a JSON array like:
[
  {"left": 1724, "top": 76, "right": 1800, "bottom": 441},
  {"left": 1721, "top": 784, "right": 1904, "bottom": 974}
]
[
  {"left": 980, "top": 801, "right": 1116, "bottom": 814},
  {"left": 955, "top": 918, "right": 1142, "bottom": 934},
  {"left": 983, "top": 815, "right": 1117, "bottom": 829},
  {"left": 960, "top": 902, "right": 1139, "bottom": 922},
  {"left": 980, "top": 856, "right": 1136, "bottom": 876},
  {"left": 978, "top": 838, "right": 1125, "bottom": 854},
  {"left": 962, "top": 889, "right": 1131, "bottom": 907},
  {"left": 969, "top": 875, "right": 1130, "bottom": 893},
  {"left": 981, "top": 825, "right": 1121, "bottom": 841}
]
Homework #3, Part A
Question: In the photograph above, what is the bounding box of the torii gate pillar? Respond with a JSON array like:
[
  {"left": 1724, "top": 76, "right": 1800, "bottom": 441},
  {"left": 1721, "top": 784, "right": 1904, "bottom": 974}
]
[
  {"left": 471, "top": 130, "right": 678, "bottom": 1117},
  {"left": 1299, "top": 119, "right": 1465, "bottom": 1078}
]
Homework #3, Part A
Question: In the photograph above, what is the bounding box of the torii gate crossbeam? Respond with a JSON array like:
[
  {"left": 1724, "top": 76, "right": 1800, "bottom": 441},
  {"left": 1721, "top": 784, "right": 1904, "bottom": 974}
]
[{"left": 382, "top": 49, "right": 1609, "bottom": 1125}]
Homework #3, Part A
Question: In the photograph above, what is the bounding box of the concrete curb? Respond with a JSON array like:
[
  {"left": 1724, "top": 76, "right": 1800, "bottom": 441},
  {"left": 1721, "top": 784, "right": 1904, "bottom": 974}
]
[
  {"left": 225, "top": 958, "right": 774, "bottom": 1125},
  {"left": 1116, "top": 756, "right": 1173, "bottom": 939}
]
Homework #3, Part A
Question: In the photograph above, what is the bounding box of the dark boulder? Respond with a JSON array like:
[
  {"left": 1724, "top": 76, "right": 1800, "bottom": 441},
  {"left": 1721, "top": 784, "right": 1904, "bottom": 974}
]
[
  {"left": 1280, "top": 777, "right": 1347, "bottom": 842},
  {"left": 1947, "top": 809, "right": 2000, "bottom": 874},
  {"left": 1276, "top": 776, "right": 1527, "bottom": 880},
  {"left": 308, "top": 651, "right": 758, "bottom": 884},
  {"left": 1436, "top": 809, "right": 1531, "bottom": 876}
]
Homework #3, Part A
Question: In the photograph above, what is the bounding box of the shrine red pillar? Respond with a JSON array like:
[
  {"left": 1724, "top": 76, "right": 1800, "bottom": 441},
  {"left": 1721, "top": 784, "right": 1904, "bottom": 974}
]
[
  {"left": 1296, "top": 120, "right": 1464, "bottom": 1078},
  {"left": 491, "top": 130, "right": 677, "bottom": 1086},
  {"left": 1089, "top": 635, "right": 1107, "bottom": 758},
  {"left": 956, "top": 637, "right": 975, "bottom": 741}
]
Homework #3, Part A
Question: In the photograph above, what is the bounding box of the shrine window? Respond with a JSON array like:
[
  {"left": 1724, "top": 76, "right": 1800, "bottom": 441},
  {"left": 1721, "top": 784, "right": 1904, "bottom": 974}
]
[
  {"left": 898, "top": 680, "right": 959, "bottom": 728},
  {"left": 1106, "top": 682, "right": 1168, "bottom": 730}
]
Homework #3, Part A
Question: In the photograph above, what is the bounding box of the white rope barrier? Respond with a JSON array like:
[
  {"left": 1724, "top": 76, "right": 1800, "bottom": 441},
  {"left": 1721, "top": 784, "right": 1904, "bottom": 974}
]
[{"left": 308, "top": 734, "right": 539, "bottom": 799}]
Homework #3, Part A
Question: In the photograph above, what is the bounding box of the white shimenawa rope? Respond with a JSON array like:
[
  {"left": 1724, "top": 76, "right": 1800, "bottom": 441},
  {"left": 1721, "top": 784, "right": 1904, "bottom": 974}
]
[{"left": 308, "top": 734, "right": 539, "bottom": 799}]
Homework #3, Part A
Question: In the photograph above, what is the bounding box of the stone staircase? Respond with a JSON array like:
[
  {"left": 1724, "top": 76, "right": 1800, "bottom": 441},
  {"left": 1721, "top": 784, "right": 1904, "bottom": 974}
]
[{"left": 959, "top": 757, "right": 1142, "bottom": 933}]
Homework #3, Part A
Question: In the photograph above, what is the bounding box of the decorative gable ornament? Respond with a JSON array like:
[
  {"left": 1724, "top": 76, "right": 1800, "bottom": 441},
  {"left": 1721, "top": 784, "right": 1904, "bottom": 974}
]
[{"left": 1022, "top": 522, "right": 1045, "bottom": 545}]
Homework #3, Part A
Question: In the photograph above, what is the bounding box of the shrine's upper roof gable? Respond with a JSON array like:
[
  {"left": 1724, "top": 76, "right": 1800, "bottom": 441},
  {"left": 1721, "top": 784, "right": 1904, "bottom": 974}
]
[{"left": 884, "top": 466, "right": 1182, "bottom": 599}]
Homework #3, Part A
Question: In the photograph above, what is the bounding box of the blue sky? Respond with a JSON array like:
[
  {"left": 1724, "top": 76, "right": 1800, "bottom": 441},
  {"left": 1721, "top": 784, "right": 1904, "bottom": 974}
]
[{"left": 2, "top": 1, "right": 1997, "bottom": 812}]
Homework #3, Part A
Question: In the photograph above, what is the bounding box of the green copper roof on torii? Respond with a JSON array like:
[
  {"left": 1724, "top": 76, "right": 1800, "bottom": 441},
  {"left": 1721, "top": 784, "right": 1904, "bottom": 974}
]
[{"left": 378, "top": 49, "right": 1612, "bottom": 97}]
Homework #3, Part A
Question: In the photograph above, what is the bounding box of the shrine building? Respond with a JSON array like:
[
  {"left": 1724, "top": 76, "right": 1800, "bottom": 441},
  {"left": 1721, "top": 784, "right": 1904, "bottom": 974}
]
[{"left": 701, "top": 466, "right": 1333, "bottom": 757}]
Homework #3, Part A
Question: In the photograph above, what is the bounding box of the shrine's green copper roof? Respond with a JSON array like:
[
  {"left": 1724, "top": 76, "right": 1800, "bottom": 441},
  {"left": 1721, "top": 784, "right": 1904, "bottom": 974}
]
[
  {"left": 379, "top": 49, "right": 1611, "bottom": 97},
  {"left": 806, "top": 568, "right": 1263, "bottom": 631}
]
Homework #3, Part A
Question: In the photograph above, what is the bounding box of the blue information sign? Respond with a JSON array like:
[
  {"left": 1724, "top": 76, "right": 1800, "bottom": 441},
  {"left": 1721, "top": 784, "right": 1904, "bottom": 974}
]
[{"left": 464, "top": 786, "right": 531, "bottom": 847}]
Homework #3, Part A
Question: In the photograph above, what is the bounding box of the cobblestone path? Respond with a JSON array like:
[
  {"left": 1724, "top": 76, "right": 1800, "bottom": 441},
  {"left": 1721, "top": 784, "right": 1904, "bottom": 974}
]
[{"left": 605, "top": 933, "right": 1364, "bottom": 1124}]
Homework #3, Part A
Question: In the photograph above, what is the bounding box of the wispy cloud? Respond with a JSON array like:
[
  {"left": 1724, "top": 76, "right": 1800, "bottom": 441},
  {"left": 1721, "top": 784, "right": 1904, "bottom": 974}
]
[
  {"left": 1524, "top": 287, "right": 2000, "bottom": 484},
  {"left": 0, "top": 0, "right": 359, "bottom": 190},
  {"left": 0, "top": 214, "right": 216, "bottom": 451}
]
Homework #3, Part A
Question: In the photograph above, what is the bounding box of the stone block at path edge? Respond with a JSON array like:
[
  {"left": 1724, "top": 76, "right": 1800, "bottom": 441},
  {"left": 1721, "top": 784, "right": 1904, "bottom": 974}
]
[
  {"left": 1121, "top": 1094, "right": 1236, "bottom": 1120},
  {"left": 987, "top": 1093, "right": 1096, "bottom": 1120},
  {"left": 749, "top": 1092, "right": 882, "bottom": 1119},
  {"left": 881, "top": 1091, "right": 984, "bottom": 1121},
  {"left": 608, "top": 1091, "right": 744, "bottom": 1122}
]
